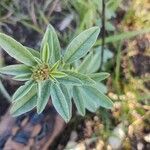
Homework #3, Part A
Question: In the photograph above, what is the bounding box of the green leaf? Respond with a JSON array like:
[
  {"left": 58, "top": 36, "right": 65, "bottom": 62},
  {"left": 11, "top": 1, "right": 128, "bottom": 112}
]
[
  {"left": 73, "top": 86, "right": 85, "bottom": 116},
  {"left": 59, "top": 84, "right": 72, "bottom": 120},
  {"left": 0, "top": 33, "right": 36, "bottom": 66},
  {"left": 77, "top": 51, "right": 93, "bottom": 73},
  {"left": 82, "top": 85, "right": 113, "bottom": 109},
  {"left": 12, "top": 80, "right": 35, "bottom": 102},
  {"left": 41, "top": 24, "right": 61, "bottom": 64},
  {"left": 37, "top": 80, "right": 51, "bottom": 113},
  {"left": 41, "top": 43, "right": 50, "bottom": 63},
  {"left": 51, "top": 82, "right": 70, "bottom": 122},
  {"left": 57, "top": 75, "right": 82, "bottom": 86},
  {"left": 63, "top": 70, "right": 95, "bottom": 85},
  {"left": 0, "top": 80, "right": 11, "bottom": 101},
  {"left": 26, "top": 47, "right": 40, "bottom": 58},
  {"left": 83, "top": 47, "right": 112, "bottom": 73},
  {"left": 34, "top": 57, "right": 43, "bottom": 64},
  {"left": 94, "top": 83, "right": 107, "bottom": 94},
  {"left": 50, "top": 60, "right": 60, "bottom": 71},
  {"left": 88, "top": 73, "right": 110, "bottom": 82},
  {"left": 13, "top": 73, "right": 31, "bottom": 81},
  {"left": 51, "top": 71, "right": 67, "bottom": 78},
  {"left": 84, "top": 48, "right": 101, "bottom": 74},
  {"left": 78, "top": 87, "right": 97, "bottom": 112},
  {"left": 64, "top": 26, "right": 100, "bottom": 63},
  {"left": 10, "top": 85, "right": 37, "bottom": 116},
  {"left": 11, "top": 95, "right": 37, "bottom": 116},
  {"left": 0, "top": 64, "right": 31, "bottom": 76}
]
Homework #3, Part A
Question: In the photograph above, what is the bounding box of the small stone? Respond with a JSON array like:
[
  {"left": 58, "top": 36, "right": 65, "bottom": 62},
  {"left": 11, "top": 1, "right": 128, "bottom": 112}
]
[
  {"left": 94, "top": 116, "right": 99, "bottom": 122},
  {"left": 107, "top": 145, "right": 112, "bottom": 150},
  {"left": 128, "top": 125, "right": 134, "bottom": 138},
  {"left": 137, "top": 142, "right": 144, "bottom": 150},
  {"left": 70, "top": 131, "right": 78, "bottom": 141},
  {"left": 108, "top": 123, "right": 125, "bottom": 149},
  {"left": 144, "top": 134, "right": 150, "bottom": 143},
  {"left": 75, "top": 143, "right": 86, "bottom": 150},
  {"left": 96, "top": 140, "right": 104, "bottom": 150}
]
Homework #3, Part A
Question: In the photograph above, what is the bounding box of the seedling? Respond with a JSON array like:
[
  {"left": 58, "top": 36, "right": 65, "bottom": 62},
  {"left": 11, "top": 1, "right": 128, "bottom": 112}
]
[{"left": 0, "top": 24, "right": 113, "bottom": 122}]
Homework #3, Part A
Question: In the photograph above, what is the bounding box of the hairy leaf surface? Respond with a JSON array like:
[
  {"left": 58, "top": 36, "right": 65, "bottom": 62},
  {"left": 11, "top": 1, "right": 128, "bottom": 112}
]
[
  {"left": 26, "top": 47, "right": 40, "bottom": 58},
  {"left": 41, "top": 43, "right": 50, "bottom": 63},
  {"left": 0, "top": 33, "right": 36, "bottom": 66},
  {"left": 12, "top": 95, "right": 37, "bottom": 116},
  {"left": 60, "top": 84, "right": 72, "bottom": 120},
  {"left": 57, "top": 75, "right": 82, "bottom": 85},
  {"left": 10, "top": 85, "right": 37, "bottom": 115},
  {"left": 78, "top": 51, "right": 93, "bottom": 73},
  {"left": 13, "top": 73, "right": 31, "bottom": 81},
  {"left": 12, "top": 80, "right": 35, "bottom": 102},
  {"left": 73, "top": 86, "right": 85, "bottom": 116},
  {"left": 41, "top": 24, "right": 61, "bottom": 64},
  {"left": 88, "top": 73, "right": 110, "bottom": 82},
  {"left": 51, "top": 83, "right": 70, "bottom": 122},
  {"left": 64, "top": 27, "right": 100, "bottom": 63},
  {"left": 82, "top": 85, "right": 113, "bottom": 109},
  {"left": 0, "top": 64, "right": 31, "bottom": 76},
  {"left": 63, "top": 70, "right": 95, "bottom": 85},
  {"left": 37, "top": 80, "right": 51, "bottom": 113}
]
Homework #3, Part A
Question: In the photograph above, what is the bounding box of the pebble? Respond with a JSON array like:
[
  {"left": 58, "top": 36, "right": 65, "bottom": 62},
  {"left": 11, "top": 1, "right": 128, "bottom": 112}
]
[
  {"left": 137, "top": 142, "right": 144, "bottom": 150},
  {"left": 108, "top": 123, "right": 125, "bottom": 149},
  {"left": 144, "top": 134, "right": 150, "bottom": 143}
]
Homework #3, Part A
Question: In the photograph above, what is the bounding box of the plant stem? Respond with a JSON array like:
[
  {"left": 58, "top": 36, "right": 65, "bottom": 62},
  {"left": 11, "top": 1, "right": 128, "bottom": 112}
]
[
  {"left": 100, "top": 0, "right": 105, "bottom": 70},
  {"left": 115, "top": 41, "right": 123, "bottom": 94},
  {"left": 0, "top": 80, "right": 11, "bottom": 102}
]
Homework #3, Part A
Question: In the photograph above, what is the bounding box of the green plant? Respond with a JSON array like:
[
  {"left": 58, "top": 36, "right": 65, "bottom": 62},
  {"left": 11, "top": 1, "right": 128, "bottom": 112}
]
[
  {"left": 67, "top": 0, "right": 120, "bottom": 32},
  {"left": 0, "top": 24, "right": 113, "bottom": 122}
]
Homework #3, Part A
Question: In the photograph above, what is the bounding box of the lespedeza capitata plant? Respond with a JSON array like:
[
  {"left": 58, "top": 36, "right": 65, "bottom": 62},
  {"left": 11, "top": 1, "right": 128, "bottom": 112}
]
[{"left": 0, "top": 24, "right": 113, "bottom": 122}]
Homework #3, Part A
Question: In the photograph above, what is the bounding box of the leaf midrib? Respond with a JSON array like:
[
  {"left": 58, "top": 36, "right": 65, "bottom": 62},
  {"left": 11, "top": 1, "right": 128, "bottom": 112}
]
[{"left": 65, "top": 28, "right": 98, "bottom": 62}]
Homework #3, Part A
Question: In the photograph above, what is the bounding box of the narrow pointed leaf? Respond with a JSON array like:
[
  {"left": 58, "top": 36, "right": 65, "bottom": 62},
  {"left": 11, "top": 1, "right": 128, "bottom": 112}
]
[
  {"left": 88, "top": 73, "right": 110, "bottom": 82},
  {"left": 34, "top": 57, "right": 43, "bottom": 64},
  {"left": 63, "top": 70, "right": 95, "bottom": 85},
  {"left": 41, "top": 43, "right": 50, "bottom": 63},
  {"left": 12, "top": 80, "right": 35, "bottom": 102},
  {"left": 13, "top": 73, "right": 31, "bottom": 81},
  {"left": 26, "top": 47, "right": 40, "bottom": 58},
  {"left": 85, "top": 49, "right": 101, "bottom": 73},
  {"left": 82, "top": 85, "right": 113, "bottom": 109},
  {"left": 37, "top": 80, "right": 51, "bottom": 113},
  {"left": 57, "top": 75, "right": 82, "bottom": 85},
  {"left": 0, "top": 33, "right": 36, "bottom": 66},
  {"left": 41, "top": 24, "right": 61, "bottom": 64},
  {"left": 94, "top": 83, "right": 107, "bottom": 94},
  {"left": 64, "top": 27, "right": 100, "bottom": 63},
  {"left": 51, "top": 83, "right": 70, "bottom": 122},
  {"left": 78, "top": 87, "right": 98, "bottom": 112},
  {"left": 10, "top": 85, "right": 37, "bottom": 115},
  {"left": 11, "top": 95, "right": 37, "bottom": 116},
  {"left": 78, "top": 51, "right": 93, "bottom": 73},
  {"left": 50, "top": 60, "right": 60, "bottom": 72},
  {"left": 51, "top": 71, "right": 67, "bottom": 78},
  {"left": 60, "top": 84, "right": 72, "bottom": 120},
  {"left": 73, "top": 86, "right": 85, "bottom": 116},
  {"left": 0, "top": 64, "right": 31, "bottom": 76}
]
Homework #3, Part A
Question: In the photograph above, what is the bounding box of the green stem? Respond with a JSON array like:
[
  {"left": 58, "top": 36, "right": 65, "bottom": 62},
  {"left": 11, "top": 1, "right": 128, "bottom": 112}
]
[{"left": 0, "top": 80, "right": 11, "bottom": 102}]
